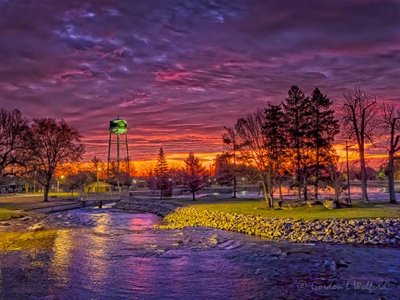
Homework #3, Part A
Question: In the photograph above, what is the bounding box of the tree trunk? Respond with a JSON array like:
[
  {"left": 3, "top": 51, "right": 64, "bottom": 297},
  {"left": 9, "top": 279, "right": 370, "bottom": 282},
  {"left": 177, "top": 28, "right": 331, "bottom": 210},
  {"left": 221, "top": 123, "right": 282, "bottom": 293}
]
[
  {"left": 334, "top": 187, "right": 339, "bottom": 202},
  {"left": 233, "top": 175, "right": 237, "bottom": 198},
  {"left": 387, "top": 153, "right": 397, "bottom": 204},
  {"left": 296, "top": 158, "right": 302, "bottom": 201},
  {"left": 303, "top": 175, "right": 308, "bottom": 201},
  {"left": 43, "top": 184, "right": 50, "bottom": 202},
  {"left": 359, "top": 145, "right": 369, "bottom": 202},
  {"left": 315, "top": 113, "right": 320, "bottom": 202},
  {"left": 192, "top": 191, "right": 196, "bottom": 201},
  {"left": 260, "top": 180, "right": 268, "bottom": 208},
  {"left": 314, "top": 178, "right": 319, "bottom": 201},
  {"left": 278, "top": 180, "right": 283, "bottom": 201}
]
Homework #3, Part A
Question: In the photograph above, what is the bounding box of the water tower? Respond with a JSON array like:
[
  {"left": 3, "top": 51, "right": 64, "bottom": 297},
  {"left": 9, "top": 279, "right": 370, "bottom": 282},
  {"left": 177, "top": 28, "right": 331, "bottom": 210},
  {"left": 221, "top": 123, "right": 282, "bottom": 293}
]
[{"left": 107, "top": 118, "right": 130, "bottom": 176}]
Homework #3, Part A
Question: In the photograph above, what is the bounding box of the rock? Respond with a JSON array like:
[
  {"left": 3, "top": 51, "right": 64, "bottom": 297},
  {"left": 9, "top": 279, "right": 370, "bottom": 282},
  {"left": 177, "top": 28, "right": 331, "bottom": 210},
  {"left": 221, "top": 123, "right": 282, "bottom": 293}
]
[
  {"left": 314, "top": 224, "right": 323, "bottom": 231},
  {"left": 336, "top": 260, "right": 350, "bottom": 268},
  {"left": 323, "top": 199, "right": 337, "bottom": 210},
  {"left": 28, "top": 223, "right": 45, "bottom": 231},
  {"left": 283, "top": 223, "right": 292, "bottom": 230},
  {"left": 19, "top": 216, "right": 31, "bottom": 221},
  {"left": 306, "top": 200, "right": 315, "bottom": 207},
  {"left": 156, "top": 205, "right": 400, "bottom": 247},
  {"left": 273, "top": 200, "right": 284, "bottom": 209}
]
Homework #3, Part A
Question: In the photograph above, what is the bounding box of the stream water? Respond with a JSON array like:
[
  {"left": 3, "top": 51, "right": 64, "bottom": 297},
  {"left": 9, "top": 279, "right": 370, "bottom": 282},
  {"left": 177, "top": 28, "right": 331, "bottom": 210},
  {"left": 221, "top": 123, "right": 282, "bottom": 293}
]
[{"left": 0, "top": 209, "right": 399, "bottom": 299}]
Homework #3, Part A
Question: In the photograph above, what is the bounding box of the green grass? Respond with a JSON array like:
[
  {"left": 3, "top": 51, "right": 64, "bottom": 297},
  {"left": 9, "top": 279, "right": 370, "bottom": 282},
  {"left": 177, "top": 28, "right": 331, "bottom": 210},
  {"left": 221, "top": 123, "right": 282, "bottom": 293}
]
[
  {"left": 0, "top": 208, "right": 23, "bottom": 221},
  {"left": 172, "top": 198, "right": 400, "bottom": 220},
  {"left": 0, "top": 230, "right": 60, "bottom": 251}
]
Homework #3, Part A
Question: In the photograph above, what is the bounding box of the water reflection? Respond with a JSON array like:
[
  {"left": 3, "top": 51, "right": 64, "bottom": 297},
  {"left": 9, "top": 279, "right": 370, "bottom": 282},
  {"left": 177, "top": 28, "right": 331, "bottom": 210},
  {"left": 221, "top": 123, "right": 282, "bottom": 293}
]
[
  {"left": 50, "top": 230, "right": 73, "bottom": 287},
  {"left": 0, "top": 210, "right": 399, "bottom": 299}
]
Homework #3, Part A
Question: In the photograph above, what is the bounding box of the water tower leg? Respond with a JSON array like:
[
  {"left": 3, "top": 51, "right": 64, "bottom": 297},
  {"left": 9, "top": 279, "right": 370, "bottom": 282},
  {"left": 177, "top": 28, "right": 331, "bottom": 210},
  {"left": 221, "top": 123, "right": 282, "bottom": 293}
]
[
  {"left": 107, "top": 132, "right": 112, "bottom": 176},
  {"left": 117, "top": 133, "right": 120, "bottom": 173},
  {"left": 125, "top": 133, "right": 130, "bottom": 175}
]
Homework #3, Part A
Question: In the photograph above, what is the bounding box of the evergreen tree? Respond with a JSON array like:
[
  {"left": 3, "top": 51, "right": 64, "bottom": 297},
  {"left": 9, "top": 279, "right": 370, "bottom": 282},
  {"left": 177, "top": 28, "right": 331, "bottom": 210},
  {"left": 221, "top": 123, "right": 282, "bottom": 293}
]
[
  {"left": 263, "top": 103, "right": 287, "bottom": 201},
  {"left": 156, "top": 147, "right": 168, "bottom": 174},
  {"left": 183, "top": 151, "right": 207, "bottom": 201},
  {"left": 282, "top": 85, "right": 313, "bottom": 201},
  {"left": 155, "top": 147, "right": 170, "bottom": 199},
  {"left": 309, "top": 88, "right": 340, "bottom": 200}
]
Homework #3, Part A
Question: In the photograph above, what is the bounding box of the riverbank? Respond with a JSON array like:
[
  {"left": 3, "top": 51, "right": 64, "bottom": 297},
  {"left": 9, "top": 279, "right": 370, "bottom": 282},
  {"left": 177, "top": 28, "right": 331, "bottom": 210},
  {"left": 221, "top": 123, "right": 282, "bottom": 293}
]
[
  {"left": 115, "top": 197, "right": 180, "bottom": 216},
  {"left": 0, "top": 195, "right": 81, "bottom": 232},
  {"left": 158, "top": 206, "right": 400, "bottom": 246}
]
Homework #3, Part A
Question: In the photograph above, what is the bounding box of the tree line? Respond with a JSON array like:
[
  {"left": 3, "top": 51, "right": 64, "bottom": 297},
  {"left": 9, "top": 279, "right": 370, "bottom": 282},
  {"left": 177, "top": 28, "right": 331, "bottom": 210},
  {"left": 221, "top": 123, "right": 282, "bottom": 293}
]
[
  {"left": 148, "top": 147, "right": 209, "bottom": 201},
  {"left": 222, "top": 85, "right": 400, "bottom": 207},
  {"left": 0, "top": 109, "right": 84, "bottom": 201}
]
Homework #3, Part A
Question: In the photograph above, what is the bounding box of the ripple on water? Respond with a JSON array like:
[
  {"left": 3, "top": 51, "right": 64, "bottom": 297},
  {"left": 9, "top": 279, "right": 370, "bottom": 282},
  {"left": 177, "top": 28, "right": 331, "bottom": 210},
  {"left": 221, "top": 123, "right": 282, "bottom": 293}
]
[{"left": 0, "top": 210, "right": 399, "bottom": 299}]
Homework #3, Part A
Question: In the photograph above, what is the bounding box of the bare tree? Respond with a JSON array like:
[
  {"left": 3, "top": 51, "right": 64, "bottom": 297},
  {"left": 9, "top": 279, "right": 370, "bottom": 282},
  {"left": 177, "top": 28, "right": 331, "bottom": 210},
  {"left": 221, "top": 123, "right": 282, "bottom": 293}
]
[
  {"left": 326, "top": 156, "right": 347, "bottom": 203},
  {"left": 235, "top": 111, "right": 274, "bottom": 208},
  {"left": 380, "top": 102, "right": 400, "bottom": 204},
  {"left": 222, "top": 126, "right": 239, "bottom": 198},
  {"left": 87, "top": 156, "right": 107, "bottom": 182},
  {"left": 29, "top": 118, "right": 85, "bottom": 202},
  {"left": 342, "top": 89, "right": 378, "bottom": 202},
  {"left": 0, "top": 109, "right": 31, "bottom": 177}
]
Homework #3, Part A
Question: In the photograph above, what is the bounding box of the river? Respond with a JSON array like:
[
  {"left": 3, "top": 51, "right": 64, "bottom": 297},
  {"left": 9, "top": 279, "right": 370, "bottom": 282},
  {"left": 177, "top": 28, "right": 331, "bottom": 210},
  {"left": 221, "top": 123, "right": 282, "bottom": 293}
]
[{"left": 0, "top": 209, "right": 399, "bottom": 299}]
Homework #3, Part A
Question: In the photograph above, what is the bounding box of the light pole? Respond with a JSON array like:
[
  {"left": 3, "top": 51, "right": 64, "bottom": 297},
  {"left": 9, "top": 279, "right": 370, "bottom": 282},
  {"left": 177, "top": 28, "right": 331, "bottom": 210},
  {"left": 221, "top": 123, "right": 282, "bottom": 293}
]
[
  {"left": 345, "top": 141, "right": 351, "bottom": 203},
  {"left": 57, "top": 175, "right": 65, "bottom": 193}
]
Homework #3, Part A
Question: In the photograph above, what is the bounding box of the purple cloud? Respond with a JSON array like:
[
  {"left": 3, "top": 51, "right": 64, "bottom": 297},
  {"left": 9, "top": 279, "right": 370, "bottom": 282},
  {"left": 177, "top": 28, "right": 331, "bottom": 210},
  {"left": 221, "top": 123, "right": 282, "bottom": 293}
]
[{"left": 0, "top": 0, "right": 399, "bottom": 161}]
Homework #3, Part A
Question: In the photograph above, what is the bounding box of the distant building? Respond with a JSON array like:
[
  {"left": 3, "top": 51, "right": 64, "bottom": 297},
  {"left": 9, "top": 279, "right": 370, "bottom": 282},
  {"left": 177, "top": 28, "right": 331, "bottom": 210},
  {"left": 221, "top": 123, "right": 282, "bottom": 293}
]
[{"left": 84, "top": 181, "right": 113, "bottom": 193}]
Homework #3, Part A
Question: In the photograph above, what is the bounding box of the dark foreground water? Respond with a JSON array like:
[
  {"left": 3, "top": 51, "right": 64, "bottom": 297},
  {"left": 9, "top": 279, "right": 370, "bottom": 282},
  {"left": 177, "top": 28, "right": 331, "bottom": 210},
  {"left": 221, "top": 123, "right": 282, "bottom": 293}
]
[{"left": 0, "top": 210, "right": 399, "bottom": 299}]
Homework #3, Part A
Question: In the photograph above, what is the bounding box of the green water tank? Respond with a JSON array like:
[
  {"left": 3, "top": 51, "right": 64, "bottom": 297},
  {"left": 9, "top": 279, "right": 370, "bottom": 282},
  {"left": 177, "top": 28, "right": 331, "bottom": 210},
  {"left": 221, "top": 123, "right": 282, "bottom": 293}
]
[{"left": 109, "top": 118, "right": 128, "bottom": 134}]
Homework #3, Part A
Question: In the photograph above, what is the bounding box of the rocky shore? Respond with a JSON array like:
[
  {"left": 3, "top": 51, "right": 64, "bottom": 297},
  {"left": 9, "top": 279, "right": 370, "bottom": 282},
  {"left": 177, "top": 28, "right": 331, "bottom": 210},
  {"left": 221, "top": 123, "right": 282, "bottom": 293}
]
[
  {"left": 115, "top": 197, "right": 180, "bottom": 216},
  {"left": 0, "top": 212, "right": 46, "bottom": 232},
  {"left": 158, "top": 207, "right": 400, "bottom": 246}
]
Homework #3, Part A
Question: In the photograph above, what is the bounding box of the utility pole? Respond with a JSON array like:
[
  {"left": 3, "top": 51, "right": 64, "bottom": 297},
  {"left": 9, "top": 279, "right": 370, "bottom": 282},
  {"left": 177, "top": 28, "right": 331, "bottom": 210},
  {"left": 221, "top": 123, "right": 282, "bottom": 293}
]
[{"left": 346, "top": 140, "right": 351, "bottom": 203}]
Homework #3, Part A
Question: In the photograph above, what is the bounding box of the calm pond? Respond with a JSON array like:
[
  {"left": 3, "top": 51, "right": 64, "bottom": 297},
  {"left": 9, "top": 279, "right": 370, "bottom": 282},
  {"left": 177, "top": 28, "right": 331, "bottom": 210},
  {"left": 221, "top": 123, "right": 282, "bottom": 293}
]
[{"left": 0, "top": 209, "right": 399, "bottom": 299}]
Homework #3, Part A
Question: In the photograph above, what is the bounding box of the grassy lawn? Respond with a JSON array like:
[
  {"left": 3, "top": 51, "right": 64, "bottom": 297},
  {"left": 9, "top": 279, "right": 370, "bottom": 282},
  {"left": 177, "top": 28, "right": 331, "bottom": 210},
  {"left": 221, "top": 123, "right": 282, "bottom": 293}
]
[
  {"left": 172, "top": 198, "right": 400, "bottom": 220},
  {"left": 0, "top": 208, "right": 24, "bottom": 221}
]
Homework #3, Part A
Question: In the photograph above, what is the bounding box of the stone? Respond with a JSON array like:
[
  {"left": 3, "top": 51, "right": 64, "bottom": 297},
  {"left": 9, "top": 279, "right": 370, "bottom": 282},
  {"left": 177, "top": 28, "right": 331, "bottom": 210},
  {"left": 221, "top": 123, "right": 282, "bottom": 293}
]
[
  {"left": 314, "top": 224, "right": 323, "bottom": 231},
  {"left": 336, "top": 260, "right": 350, "bottom": 268},
  {"left": 153, "top": 201, "right": 400, "bottom": 247},
  {"left": 28, "top": 223, "right": 45, "bottom": 231},
  {"left": 323, "top": 199, "right": 337, "bottom": 210}
]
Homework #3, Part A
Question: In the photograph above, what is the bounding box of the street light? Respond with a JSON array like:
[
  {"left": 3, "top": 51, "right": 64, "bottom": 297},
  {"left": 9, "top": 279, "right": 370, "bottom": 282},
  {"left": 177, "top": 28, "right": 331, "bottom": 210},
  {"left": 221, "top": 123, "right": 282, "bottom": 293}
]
[{"left": 57, "top": 175, "right": 65, "bottom": 193}]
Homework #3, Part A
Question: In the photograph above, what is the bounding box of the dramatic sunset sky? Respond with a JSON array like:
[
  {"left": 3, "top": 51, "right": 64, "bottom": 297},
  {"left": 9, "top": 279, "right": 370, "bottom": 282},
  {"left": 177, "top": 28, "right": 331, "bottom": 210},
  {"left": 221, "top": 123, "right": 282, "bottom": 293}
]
[{"left": 1, "top": 0, "right": 399, "bottom": 166}]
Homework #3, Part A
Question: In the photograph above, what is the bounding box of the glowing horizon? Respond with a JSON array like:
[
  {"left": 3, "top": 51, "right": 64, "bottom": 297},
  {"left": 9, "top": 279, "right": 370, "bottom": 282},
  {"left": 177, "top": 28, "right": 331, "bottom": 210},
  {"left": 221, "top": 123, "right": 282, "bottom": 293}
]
[{"left": 0, "top": 1, "right": 398, "bottom": 165}]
